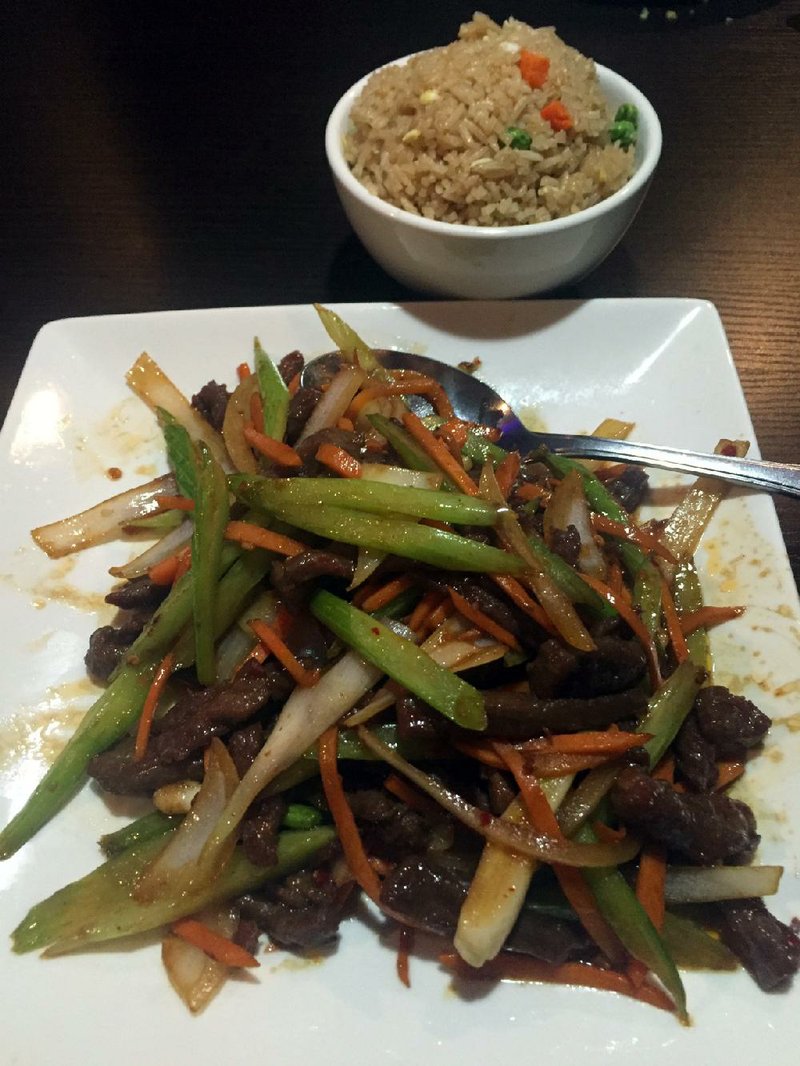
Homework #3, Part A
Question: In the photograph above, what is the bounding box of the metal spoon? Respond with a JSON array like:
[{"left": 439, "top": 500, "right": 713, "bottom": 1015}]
[{"left": 304, "top": 350, "right": 799, "bottom": 499}]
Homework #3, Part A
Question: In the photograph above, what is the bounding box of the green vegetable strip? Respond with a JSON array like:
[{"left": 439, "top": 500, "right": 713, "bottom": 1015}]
[
  {"left": 638, "top": 659, "right": 704, "bottom": 768},
  {"left": 314, "top": 303, "right": 380, "bottom": 373},
  {"left": 234, "top": 494, "right": 523, "bottom": 575},
  {"left": 526, "top": 532, "right": 615, "bottom": 618},
  {"left": 367, "top": 414, "right": 440, "bottom": 473},
  {"left": 661, "top": 911, "right": 738, "bottom": 971},
  {"left": 310, "top": 590, "right": 486, "bottom": 731},
  {"left": 578, "top": 828, "right": 688, "bottom": 1022},
  {"left": 254, "top": 338, "right": 289, "bottom": 440},
  {"left": 158, "top": 409, "right": 199, "bottom": 501},
  {"left": 99, "top": 811, "right": 179, "bottom": 857},
  {"left": 282, "top": 804, "right": 324, "bottom": 830},
  {"left": 672, "top": 560, "right": 709, "bottom": 668},
  {"left": 191, "top": 443, "right": 230, "bottom": 684},
  {"left": 171, "top": 547, "right": 274, "bottom": 669},
  {"left": 232, "top": 474, "right": 499, "bottom": 526},
  {"left": 13, "top": 826, "right": 336, "bottom": 953},
  {"left": 0, "top": 664, "right": 156, "bottom": 859},
  {"left": 633, "top": 559, "right": 664, "bottom": 639}
]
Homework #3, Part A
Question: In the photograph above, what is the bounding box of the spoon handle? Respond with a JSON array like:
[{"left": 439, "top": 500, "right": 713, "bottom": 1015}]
[{"left": 508, "top": 429, "right": 800, "bottom": 499}]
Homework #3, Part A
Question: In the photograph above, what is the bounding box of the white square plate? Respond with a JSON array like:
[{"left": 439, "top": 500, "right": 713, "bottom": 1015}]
[{"left": 1, "top": 300, "right": 799, "bottom": 1066}]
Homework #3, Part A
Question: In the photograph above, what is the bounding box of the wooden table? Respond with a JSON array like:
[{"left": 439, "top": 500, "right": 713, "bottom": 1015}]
[{"left": 2, "top": 0, "right": 798, "bottom": 580}]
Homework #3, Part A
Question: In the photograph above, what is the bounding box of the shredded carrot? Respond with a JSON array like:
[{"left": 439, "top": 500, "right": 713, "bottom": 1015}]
[
  {"left": 452, "top": 738, "right": 507, "bottom": 770},
  {"left": 519, "top": 730, "right": 652, "bottom": 756},
  {"left": 606, "top": 559, "right": 628, "bottom": 605},
  {"left": 715, "top": 760, "right": 745, "bottom": 790},
  {"left": 592, "top": 513, "right": 676, "bottom": 564},
  {"left": 448, "top": 586, "right": 521, "bottom": 650},
  {"left": 490, "top": 574, "right": 556, "bottom": 634},
  {"left": 233, "top": 642, "right": 268, "bottom": 675},
  {"left": 495, "top": 743, "right": 625, "bottom": 966},
  {"left": 407, "top": 589, "right": 445, "bottom": 634},
  {"left": 526, "top": 752, "right": 612, "bottom": 778},
  {"left": 439, "top": 953, "right": 675, "bottom": 1014},
  {"left": 421, "top": 596, "right": 454, "bottom": 635},
  {"left": 515, "top": 482, "right": 551, "bottom": 505},
  {"left": 336, "top": 416, "right": 355, "bottom": 432},
  {"left": 148, "top": 546, "right": 191, "bottom": 586},
  {"left": 318, "top": 726, "right": 382, "bottom": 902},
  {"left": 396, "top": 924, "right": 413, "bottom": 988},
  {"left": 249, "top": 619, "right": 321, "bottom": 687},
  {"left": 134, "top": 651, "right": 175, "bottom": 761},
  {"left": 243, "top": 424, "right": 303, "bottom": 468},
  {"left": 635, "top": 845, "right": 667, "bottom": 931},
  {"left": 518, "top": 49, "right": 550, "bottom": 89},
  {"left": 661, "top": 580, "right": 690, "bottom": 664},
  {"left": 437, "top": 418, "right": 470, "bottom": 456},
  {"left": 541, "top": 100, "right": 573, "bottom": 131},
  {"left": 155, "top": 494, "right": 196, "bottom": 512},
  {"left": 592, "top": 821, "right": 627, "bottom": 844},
  {"left": 401, "top": 411, "right": 478, "bottom": 496},
  {"left": 236, "top": 362, "right": 251, "bottom": 382},
  {"left": 224, "top": 520, "right": 308, "bottom": 557},
  {"left": 249, "top": 390, "right": 265, "bottom": 431},
  {"left": 680, "top": 605, "right": 745, "bottom": 636},
  {"left": 171, "top": 918, "right": 260, "bottom": 969},
  {"left": 384, "top": 772, "right": 441, "bottom": 818},
  {"left": 578, "top": 572, "right": 662, "bottom": 689},
  {"left": 494, "top": 451, "right": 521, "bottom": 500},
  {"left": 287, "top": 372, "right": 300, "bottom": 397},
  {"left": 315, "top": 442, "right": 362, "bottom": 479},
  {"left": 360, "top": 575, "right": 415, "bottom": 614},
  {"left": 348, "top": 378, "right": 454, "bottom": 420}
]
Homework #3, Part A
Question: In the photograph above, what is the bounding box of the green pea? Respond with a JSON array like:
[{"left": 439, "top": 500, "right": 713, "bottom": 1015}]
[
  {"left": 505, "top": 125, "right": 533, "bottom": 150},
  {"left": 614, "top": 103, "right": 639, "bottom": 126},
  {"left": 609, "top": 119, "right": 638, "bottom": 148},
  {"left": 282, "top": 803, "right": 324, "bottom": 830}
]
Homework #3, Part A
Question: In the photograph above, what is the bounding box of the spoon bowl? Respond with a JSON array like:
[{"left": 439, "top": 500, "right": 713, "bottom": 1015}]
[{"left": 305, "top": 351, "right": 800, "bottom": 498}]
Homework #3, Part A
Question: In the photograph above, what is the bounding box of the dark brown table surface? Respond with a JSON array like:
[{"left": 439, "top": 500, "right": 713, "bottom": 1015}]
[{"left": 2, "top": 0, "right": 799, "bottom": 581}]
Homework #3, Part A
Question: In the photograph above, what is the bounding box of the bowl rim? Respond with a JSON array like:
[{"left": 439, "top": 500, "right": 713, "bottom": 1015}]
[{"left": 325, "top": 56, "right": 662, "bottom": 240}]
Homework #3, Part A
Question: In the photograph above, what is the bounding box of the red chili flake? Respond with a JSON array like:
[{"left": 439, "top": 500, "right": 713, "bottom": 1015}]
[
  {"left": 106, "top": 466, "right": 123, "bottom": 480},
  {"left": 371, "top": 627, "right": 381, "bottom": 635},
  {"left": 720, "top": 443, "right": 738, "bottom": 456},
  {"left": 479, "top": 810, "right": 492, "bottom": 826}
]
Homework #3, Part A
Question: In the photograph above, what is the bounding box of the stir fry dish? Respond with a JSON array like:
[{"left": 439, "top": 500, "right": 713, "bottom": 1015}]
[{"left": 4, "top": 306, "right": 798, "bottom": 1019}]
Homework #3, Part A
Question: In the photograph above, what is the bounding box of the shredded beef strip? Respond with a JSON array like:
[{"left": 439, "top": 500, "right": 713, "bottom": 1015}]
[
  {"left": 714, "top": 897, "right": 800, "bottom": 991},
  {"left": 480, "top": 687, "right": 648, "bottom": 739},
  {"left": 528, "top": 635, "right": 647, "bottom": 700},
  {"left": 105, "top": 575, "right": 170, "bottom": 612},
  {"left": 239, "top": 867, "right": 353, "bottom": 950},
  {"left": 191, "top": 381, "right": 231, "bottom": 434},
  {"left": 611, "top": 765, "right": 760, "bottom": 864},
  {"left": 87, "top": 660, "right": 291, "bottom": 794}
]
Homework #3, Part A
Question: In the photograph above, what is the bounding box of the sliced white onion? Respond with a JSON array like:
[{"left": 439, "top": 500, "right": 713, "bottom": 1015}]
[
  {"left": 126, "top": 353, "right": 232, "bottom": 472},
  {"left": 349, "top": 546, "right": 386, "bottom": 590},
  {"left": 544, "top": 468, "right": 606, "bottom": 579},
  {"left": 455, "top": 777, "right": 574, "bottom": 968},
  {"left": 153, "top": 779, "right": 202, "bottom": 815},
  {"left": 222, "top": 375, "right": 260, "bottom": 473},
  {"left": 198, "top": 649, "right": 385, "bottom": 874},
  {"left": 215, "top": 592, "right": 279, "bottom": 682},
  {"left": 109, "top": 517, "right": 192, "bottom": 579},
  {"left": 162, "top": 903, "right": 239, "bottom": 1013},
  {"left": 664, "top": 864, "right": 782, "bottom": 904},
  {"left": 32, "top": 473, "right": 178, "bottom": 559},
  {"left": 135, "top": 739, "right": 239, "bottom": 903},
  {"left": 296, "top": 364, "right": 365, "bottom": 443}
]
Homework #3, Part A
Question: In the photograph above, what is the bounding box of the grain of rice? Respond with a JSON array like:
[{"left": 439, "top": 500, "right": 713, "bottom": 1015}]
[{"left": 344, "top": 12, "right": 635, "bottom": 226}]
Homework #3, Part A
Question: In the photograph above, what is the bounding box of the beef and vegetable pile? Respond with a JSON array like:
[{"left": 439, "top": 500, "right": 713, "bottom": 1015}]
[{"left": 4, "top": 307, "right": 798, "bottom": 1019}]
